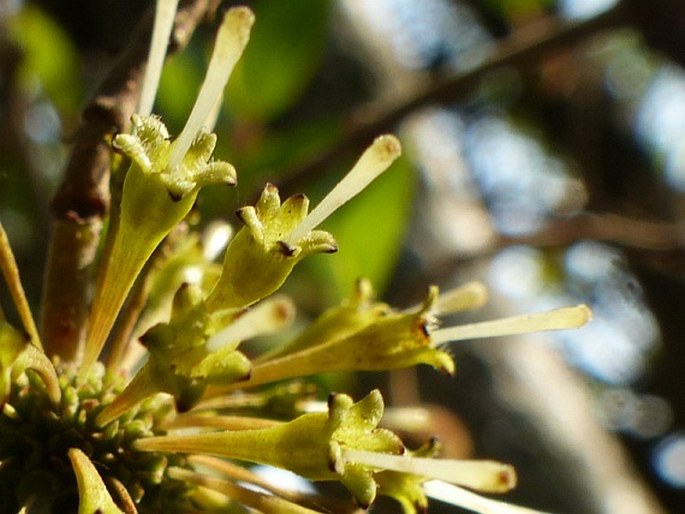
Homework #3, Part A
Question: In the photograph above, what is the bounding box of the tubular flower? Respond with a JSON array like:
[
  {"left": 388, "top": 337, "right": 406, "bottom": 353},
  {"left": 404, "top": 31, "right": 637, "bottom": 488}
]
[
  {"left": 135, "top": 390, "right": 404, "bottom": 508},
  {"left": 82, "top": 115, "right": 237, "bottom": 373},
  {"left": 204, "top": 286, "right": 454, "bottom": 396},
  {"left": 80, "top": 7, "right": 252, "bottom": 374},
  {"left": 204, "top": 131, "right": 402, "bottom": 312},
  {"left": 0, "top": 3, "right": 594, "bottom": 514}
]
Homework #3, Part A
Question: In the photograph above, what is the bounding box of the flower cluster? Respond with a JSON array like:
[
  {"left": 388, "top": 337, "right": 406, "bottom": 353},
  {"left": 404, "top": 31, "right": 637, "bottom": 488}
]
[{"left": 0, "top": 3, "right": 590, "bottom": 514}]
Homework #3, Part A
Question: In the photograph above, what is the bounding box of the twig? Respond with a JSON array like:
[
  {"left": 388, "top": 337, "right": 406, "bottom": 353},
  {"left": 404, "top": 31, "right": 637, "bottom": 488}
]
[
  {"left": 498, "top": 212, "right": 683, "bottom": 251},
  {"left": 393, "top": 211, "right": 684, "bottom": 309},
  {"left": 41, "top": 0, "right": 212, "bottom": 361},
  {"left": 277, "top": 2, "right": 625, "bottom": 194}
]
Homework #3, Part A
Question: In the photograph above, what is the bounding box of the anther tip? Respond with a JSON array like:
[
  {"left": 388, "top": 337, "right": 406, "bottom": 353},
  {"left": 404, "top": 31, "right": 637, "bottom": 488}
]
[
  {"left": 373, "top": 134, "right": 402, "bottom": 161},
  {"left": 225, "top": 6, "right": 255, "bottom": 38},
  {"left": 570, "top": 304, "right": 593, "bottom": 328},
  {"left": 499, "top": 465, "right": 517, "bottom": 490}
]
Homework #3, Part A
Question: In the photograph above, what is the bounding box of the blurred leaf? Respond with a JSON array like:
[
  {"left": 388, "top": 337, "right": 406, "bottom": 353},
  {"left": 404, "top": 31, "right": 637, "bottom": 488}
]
[
  {"left": 9, "top": 5, "right": 83, "bottom": 114},
  {"left": 225, "top": 0, "right": 332, "bottom": 121},
  {"left": 304, "top": 155, "right": 416, "bottom": 304}
]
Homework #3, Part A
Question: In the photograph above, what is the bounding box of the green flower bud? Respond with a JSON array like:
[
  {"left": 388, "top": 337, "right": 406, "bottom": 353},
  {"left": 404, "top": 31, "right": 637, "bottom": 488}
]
[{"left": 96, "top": 302, "right": 250, "bottom": 425}]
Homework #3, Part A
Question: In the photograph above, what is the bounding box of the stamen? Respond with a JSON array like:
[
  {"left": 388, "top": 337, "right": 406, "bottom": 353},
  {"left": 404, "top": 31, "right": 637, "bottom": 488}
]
[
  {"left": 437, "top": 282, "right": 488, "bottom": 314},
  {"left": 285, "top": 135, "right": 402, "bottom": 245},
  {"left": 203, "top": 93, "right": 224, "bottom": 133},
  {"left": 342, "top": 449, "right": 516, "bottom": 493},
  {"left": 138, "top": 0, "right": 180, "bottom": 117},
  {"left": 168, "top": 7, "right": 254, "bottom": 169},
  {"left": 432, "top": 305, "right": 591, "bottom": 345},
  {"left": 408, "top": 282, "right": 488, "bottom": 315},
  {"left": 424, "top": 480, "right": 552, "bottom": 514},
  {"left": 206, "top": 296, "right": 295, "bottom": 352}
]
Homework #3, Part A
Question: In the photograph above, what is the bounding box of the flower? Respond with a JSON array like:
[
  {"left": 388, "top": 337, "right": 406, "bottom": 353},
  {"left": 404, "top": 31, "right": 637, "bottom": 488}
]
[
  {"left": 0, "top": 3, "right": 592, "bottom": 514},
  {"left": 80, "top": 6, "right": 252, "bottom": 374}
]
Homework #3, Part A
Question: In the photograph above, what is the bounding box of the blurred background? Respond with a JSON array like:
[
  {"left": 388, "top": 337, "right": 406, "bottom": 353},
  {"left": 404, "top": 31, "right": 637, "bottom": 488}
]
[{"left": 2, "top": 0, "right": 685, "bottom": 512}]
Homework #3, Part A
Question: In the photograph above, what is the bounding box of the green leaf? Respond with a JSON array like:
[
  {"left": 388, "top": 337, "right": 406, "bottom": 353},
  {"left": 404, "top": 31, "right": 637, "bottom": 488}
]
[{"left": 225, "top": 0, "right": 332, "bottom": 121}]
